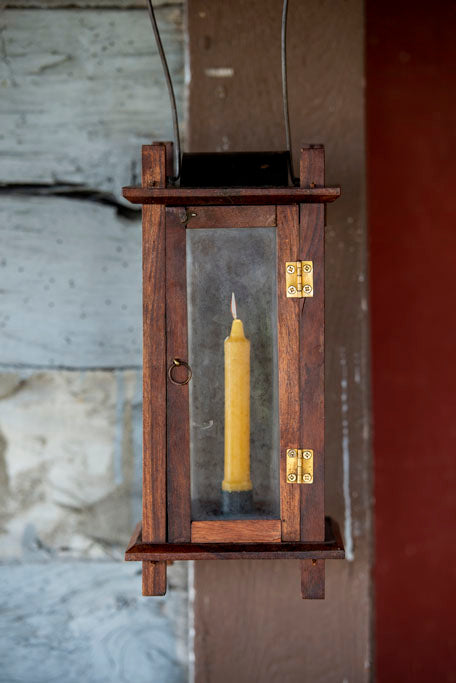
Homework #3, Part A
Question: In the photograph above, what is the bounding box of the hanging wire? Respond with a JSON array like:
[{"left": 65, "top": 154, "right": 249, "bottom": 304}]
[
  {"left": 147, "top": 0, "right": 291, "bottom": 184},
  {"left": 146, "top": 0, "right": 181, "bottom": 180},
  {"left": 281, "top": 0, "right": 296, "bottom": 183}
]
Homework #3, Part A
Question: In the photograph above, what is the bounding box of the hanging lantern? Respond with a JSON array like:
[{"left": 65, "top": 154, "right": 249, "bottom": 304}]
[{"left": 123, "top": 142, "right": 345, "bottom": 599}]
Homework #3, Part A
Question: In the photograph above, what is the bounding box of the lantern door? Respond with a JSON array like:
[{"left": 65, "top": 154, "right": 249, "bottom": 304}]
[{"left": 165, "top": 203, "right": 319, "bottom": 545}]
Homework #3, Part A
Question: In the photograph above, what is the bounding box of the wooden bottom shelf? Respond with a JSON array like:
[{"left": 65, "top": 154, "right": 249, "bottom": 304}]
[{"left": 125, "top": 516, "right": 345, "bottom": 562}]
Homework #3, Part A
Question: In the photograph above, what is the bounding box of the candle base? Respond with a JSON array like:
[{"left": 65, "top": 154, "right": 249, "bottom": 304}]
[{"left": 221, "top": 490, "right": 254, "bottom": 516}]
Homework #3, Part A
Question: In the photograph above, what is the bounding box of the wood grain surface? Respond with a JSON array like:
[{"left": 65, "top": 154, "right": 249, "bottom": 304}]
[
  {"left": 299, "top": 146, "right": 325, "bottom": 542},
  {"left": 188, "top": 1, "right": 371, "bottom": 680},
  {"left": 126, "top": 517, "right": 344, "bottom": 562},
  {"left": 297, "top": 147, "right": 326, "bottom": 597},
  {"left": 300, "top": 559, "right": 325, "bottom": 599},
  {"left": 184, "top": 206, "right": 277, "bottom": 229},
  {"left": 165, "top": 208, "right": 191, "bottom": 543},
  {"left": 276, "top": 205, "right": 301, "bottom": 541},
  {"left": 122, "top": 186, "right": 340, "bottom": 205},
  {"left": 142, "top": 561, "right": 167, "bottom": 597},
  {"left": 141, "top": 145, "right": 167, "bottom": 593},
  {"left": 191, "top": 519, "right": 282, "bottom": 544},
  {"left": 128, "top": 544, "right": 344, "bottom": 562}
]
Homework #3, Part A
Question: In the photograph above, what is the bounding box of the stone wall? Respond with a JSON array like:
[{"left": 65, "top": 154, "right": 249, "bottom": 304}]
[{"left": 0, "top": 4, "right": 189, "bottom": 681}]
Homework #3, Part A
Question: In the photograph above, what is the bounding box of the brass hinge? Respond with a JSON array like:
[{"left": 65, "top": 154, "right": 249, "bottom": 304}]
[
  {"left": 286, "top": 261, "right": 313, "bottom": 298},
  {"left": 286, "top": 449, "right": 314, "bottom": 484}
]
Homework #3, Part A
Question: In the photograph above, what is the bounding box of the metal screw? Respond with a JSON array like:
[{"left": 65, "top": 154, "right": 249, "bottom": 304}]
[
  {"left": 286, "top": 264, "right": 295, "bottom": 274},
  {"left": 288, "top": 449, "right": 296, "bottom": 457},
  {"left": 287, "top": 473, "right": 297, "bottom": 482},
  {"left": 181, "top": 210, "right": 197, "bottom": 224},
  {"left": 303, "top": 284, "right": 312, "bottom": 294},
  {"left": 303, "top": 451, "right": 312, "bottom": 459},
  {"left": 303, "top": 263, "right": 312, "bottom": 273},
  {"left": 288, "top": 285, "right": 297, "bottom": 295},
  {"left": 303, "top": 473, "right": 312, "bottom": 482}
]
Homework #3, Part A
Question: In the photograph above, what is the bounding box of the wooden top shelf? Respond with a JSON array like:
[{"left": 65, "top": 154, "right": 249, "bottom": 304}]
[{"left": 122, "top": 186, "right": 341, "bottom": 206}]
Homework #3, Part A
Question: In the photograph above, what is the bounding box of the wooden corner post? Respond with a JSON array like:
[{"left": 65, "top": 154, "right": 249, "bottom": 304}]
[
  {"left": 278, "top": 203, "right": 301, "bottom": 542},
  {"left": 299, "top": 145, "right": 326, "bottom": 599},
  {"left": 141, "top": 142, "right": 171, "bottom": 595}
]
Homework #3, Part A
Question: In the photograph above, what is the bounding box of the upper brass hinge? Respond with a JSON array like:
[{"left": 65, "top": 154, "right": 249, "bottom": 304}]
[
  {"left": 286, "top": 449, "right": 314, "bottom": 484},
  {"left": 286, "top": 261, "right": 313, "bottom": 298}
]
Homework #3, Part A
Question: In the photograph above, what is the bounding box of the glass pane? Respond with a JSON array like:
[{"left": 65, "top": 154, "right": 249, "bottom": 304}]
[{"left": 187, "top": 227, "right": 279, "bottom": 519}]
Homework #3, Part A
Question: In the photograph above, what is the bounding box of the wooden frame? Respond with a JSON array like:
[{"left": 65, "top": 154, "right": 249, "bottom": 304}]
[
  {"left": 123, "top": 186, "right": 340, "bottom": 205},
  {"left": 123, "top": 142, "right": 344, "bottom": 598},
  {"left": 191, "top": 519, "right": 282, "bottom": 544}
]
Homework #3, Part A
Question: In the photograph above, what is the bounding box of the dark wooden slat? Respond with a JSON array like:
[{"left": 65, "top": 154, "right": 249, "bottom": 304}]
[
  {"left": 142, "top": 144, "right": 167, "bottom": 546},
  {"left": 163, "top": 141, "right": 174, "bottom": 179},
  {"left": 184, "top": 205, "right": 277, "bottom": 228},
  {"left": 301, "top": 560, "right": 325, "bottom": 599},
  {"left": 139, "top": 142, "right": 172, "bottom": 596},
  {"left": 130, "top": 545, "right": 344, "bottom": 561},
  {"left": 277, "top": 205, "right": 301, "bottom": 541},
  {"left": 299, "top": 146, "right": 325, "bottom": 542},
  {"left": 142, "top": 561, "right": 167, "bottom": 596},
  {"left": 300, "top": 144, "right": 326, "bottom": 189},
  {"left": 122, "top": 186, "right": 341, "bottom": 205},
  {"left": 191, "top": 519, "right": 281, "bottom": 543},
  {"left": 166, "top": 208, "right": 191, "bottom": 542}
]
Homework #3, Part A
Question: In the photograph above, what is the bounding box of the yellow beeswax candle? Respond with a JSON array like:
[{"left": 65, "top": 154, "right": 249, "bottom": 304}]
[{"left": 222, "top": 294, "right": 252, "bottom": 493}]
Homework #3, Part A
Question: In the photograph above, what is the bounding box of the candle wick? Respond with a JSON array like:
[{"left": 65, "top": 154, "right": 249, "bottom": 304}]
[{"left": 231, "top": 292, "right": 237, "bottom": 319}]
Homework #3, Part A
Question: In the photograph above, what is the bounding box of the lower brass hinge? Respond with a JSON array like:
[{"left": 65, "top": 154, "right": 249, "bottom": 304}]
[
  {"left": 287, "top": 449, "right": 314, "bottom": 483},
  {"left": 286, "top": 261, "right": 313, "bottom": 297}
]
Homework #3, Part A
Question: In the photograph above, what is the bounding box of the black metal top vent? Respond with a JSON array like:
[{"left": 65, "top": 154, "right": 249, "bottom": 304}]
[{"left": 180, "top": 151, "right": 291, "bottom": 188}]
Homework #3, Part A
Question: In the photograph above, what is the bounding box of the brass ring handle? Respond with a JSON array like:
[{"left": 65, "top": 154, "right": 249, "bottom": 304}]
[{"left": 168, "top": 358, "right": 192, "bottom": 385}]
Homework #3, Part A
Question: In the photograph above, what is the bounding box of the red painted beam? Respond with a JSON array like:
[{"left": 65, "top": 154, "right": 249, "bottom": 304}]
[{"left": 367, "top": 1, "right": 456, "bottom": 680}]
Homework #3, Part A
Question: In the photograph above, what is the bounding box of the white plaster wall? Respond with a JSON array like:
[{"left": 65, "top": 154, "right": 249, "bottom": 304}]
[
  {"left": 0, "top": 197, "right": 142, "bottom": 367},
  {"left": 0, "top": 370, "right": 142, "bottom": 558},
  {"left": 1, "top": 8, "right": 183, "bottom": 201},
  {"left": 0, "top": 4, "right": 189, "bottom": 682},
  {"left": 0, "top": 562, "right": 189, "bottom": 683}
]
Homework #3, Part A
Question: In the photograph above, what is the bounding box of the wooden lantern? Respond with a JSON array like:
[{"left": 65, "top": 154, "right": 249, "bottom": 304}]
[{"left": 123, "top": 142, "right": 345, "bottom": 599}]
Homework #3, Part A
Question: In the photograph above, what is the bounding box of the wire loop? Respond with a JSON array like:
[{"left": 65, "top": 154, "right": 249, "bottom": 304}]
[
  {"left": 146, "top": 0, "right": 181, "bottom": 180},
  {"left": 147, "top": 0, "right": 293, "bottom": 184},
  {"left": 281, "top": 0, "right": 296, "bottom": 183}
]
